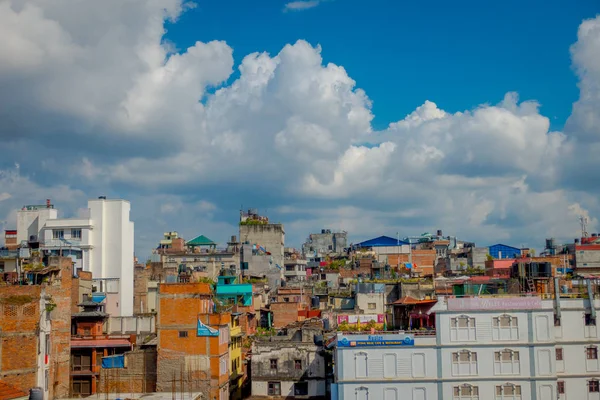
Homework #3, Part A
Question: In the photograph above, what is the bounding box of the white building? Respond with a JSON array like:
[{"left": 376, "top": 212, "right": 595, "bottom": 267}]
[
  {"left": 17, "top": 197, "right": 134, "bottom": 316},
  {"left": 333, "top": 292, "right": 600, "bottom": 400}
]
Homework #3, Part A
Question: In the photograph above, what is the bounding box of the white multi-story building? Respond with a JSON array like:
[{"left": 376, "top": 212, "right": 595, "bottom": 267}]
[
  {"left": 17, "top": 197, "right": 134, "bottom": 316},
  {"left": 333, "top": 290, "right": 600, "bottom": 400}
]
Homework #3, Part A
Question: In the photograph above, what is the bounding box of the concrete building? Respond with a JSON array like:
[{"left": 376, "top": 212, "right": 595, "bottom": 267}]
[
  {"left": 239, "top": 209, "right": 285, "bottom": 271},
  {"left": 16, "top": 197, "right": 135, "bottom": 316},
  {"left": 16, "top": 200, "right": 58, "bottom": 244},
  {"left": 251, "top": 320, "right": 327, "bottom": 399},
  {"left": 240, "top": 243, "right": 283, "bottom": 290},
  {"left": 333, "top": 291, "right": 600, "bottom": 400},
  {"left": 302, "top": 229, "right": 348, "bottom": 258},
  {"left": 575, "top": 236, "right": 600, "bottom": 274}
]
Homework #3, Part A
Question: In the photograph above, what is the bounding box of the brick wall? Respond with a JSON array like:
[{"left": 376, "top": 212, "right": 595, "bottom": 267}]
[
  {"left": 46, "top": 257, "right": 74, "bottom": 399},
  {"left": 270, "top": 302, "right": 300, "bottom": 328},
  {"left": 134, "top": 265, "right": 149, "bottom": 314},
  {"left": 157, "top": 283, "right": 229, "bottom": 395},
  {"left": 98, "top": 349, "right": 157, "bottom": 394},
  {"left": 0, "top": 285, "right": 42, "bottom": 394}
]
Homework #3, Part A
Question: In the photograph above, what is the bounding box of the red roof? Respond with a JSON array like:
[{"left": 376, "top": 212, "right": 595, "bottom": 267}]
[
  {"left": 71, "top": 339, "right": 132, "bottom": 348},
  {"left": 392, "top": 296, "right": 438, "bottom": 305},
  {"left": 576, "top": 245, "right": 600, "bottom": 251},
  {"left": 469, "top": 276, "right": 492, "bottom": 283},
  {"left": 0, "top": 381, "right": 27, "bottom": 400}
]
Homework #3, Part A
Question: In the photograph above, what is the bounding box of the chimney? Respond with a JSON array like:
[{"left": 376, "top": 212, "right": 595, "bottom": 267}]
[{"left": 46, "top": 199, "right": 51, "bottom": 208}]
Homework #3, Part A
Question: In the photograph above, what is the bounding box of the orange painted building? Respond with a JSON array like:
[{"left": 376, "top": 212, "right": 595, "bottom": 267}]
[{"left": 157, "top": 283, "right": 230, "bottom": 400}]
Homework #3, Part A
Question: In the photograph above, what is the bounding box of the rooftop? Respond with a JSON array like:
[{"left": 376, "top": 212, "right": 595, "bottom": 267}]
[{"left": 186, "top": 235, "right": 216, "bottom": 247}]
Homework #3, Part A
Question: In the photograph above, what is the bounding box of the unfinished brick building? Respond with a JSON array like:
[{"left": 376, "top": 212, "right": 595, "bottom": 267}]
[
  {"left": 157, "top": 283, "right": 231, "bottom": 400},
  {"left": 0, "top": 256, "right": 73, "bottom": 399}
]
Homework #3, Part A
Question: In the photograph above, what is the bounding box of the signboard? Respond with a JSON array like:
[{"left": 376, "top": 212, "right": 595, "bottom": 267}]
[
  {"left": 447, "top": 297, "right": 542, "bottom": 311},
  {"left": 337, "top": 334, "right": 415, "bottom": 347},
  {"left": 337, "top": 314, "right": 385, "bottom": 325},
  {"left": 197, "top": 320, "right": 219, "bottom": 337}
]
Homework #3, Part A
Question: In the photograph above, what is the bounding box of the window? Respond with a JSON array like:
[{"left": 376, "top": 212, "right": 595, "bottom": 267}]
[
  {"left": 587, "top": 346, "right": 598, "bottom": 360},
  {"left": 556, "top": 348, "right": 563, "bottom": 361},
  {"left": 451, "top": 350, "right": 478, "bottom": 376},
  {"left": 45, "top": 334, "right": 50, "bottom": 356},
  {"left": 453, "top": 384, "right": 479, "bottom": 400},
  {"left": 355, "top": 352, "right": 368, "bottom": 378},
  {"left": 494, "top": 350, "right": 520, "bottom": 375},
  {"left": 178, "top": 331, "right": 188, "bottom": 338},
  {"left": 71, "top": 354, "right": 92, "bottom": 371},
  {"left": 493, "top": 315, "right": 518, "bottom": 328},
  {"left": 585, "top": 313, "right": 596, "bottom": 326},
  {"left": 589, "top": 380, "right": 600, "bottom": 393},
  {"left": 450, "top": 315, "right": 476, "bottom": 341},
  {"left": 267, "top": 382, "right": 281, "bottom": 396},
  {"left": 295, "top": 359, "right": 302, "bottom": 370},
  {"left": 328, "top": 245, "right": 333, "bottom": 250},
  {"left": 557, "top": 381, "right": 565, "bottom": 394},
  {"left": 554, "top": 315, "right": 561, "bottom": 326},
  {"left": 270, "top": 359, "right": 278, "bottom": 370},
  {"left": 71, "top": 229, "right": 82, "bottom": 239},
  {"left": 493, "top": 314, "right": 519, "bottom": 341},
  {"left": 368, "top": 303, "right": 376, "bottom": 310},
  {"left": 294, "top": 382, "right": 308, "bottom": 396},
  {"left": 495, "top": 384, "right": 521, "bottom": 400},
  {"left": 52, "top": 229, "right": 64, "bottom": 239},
  {"left": 72, "top": 380, "right": 91, "bottom": 396}
]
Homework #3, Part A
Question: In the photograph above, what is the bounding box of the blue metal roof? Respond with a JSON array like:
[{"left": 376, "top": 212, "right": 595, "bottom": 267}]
[
  {"left": 355, "top": 236, "right": 409, "bottom": 248},
  {"left": 488, "top": 244, "right": 521, "bottom": 259}
]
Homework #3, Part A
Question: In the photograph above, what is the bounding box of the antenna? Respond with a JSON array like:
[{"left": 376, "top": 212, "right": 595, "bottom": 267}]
[{"left": 580, "top": 215, "right": 589, "bottom": 238}]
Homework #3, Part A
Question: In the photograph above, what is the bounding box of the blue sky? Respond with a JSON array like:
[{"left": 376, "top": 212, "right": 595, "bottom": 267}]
[
  {"left": 166, "top": 0, "right": 597, "bottom": 131},
  {"left": 1, "top": 0, "right": 600, "bottom": 256}
]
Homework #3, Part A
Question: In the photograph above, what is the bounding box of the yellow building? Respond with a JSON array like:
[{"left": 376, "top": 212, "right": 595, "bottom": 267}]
[{"left": 229, "top": 313, "right": 243, "bottom": 400}]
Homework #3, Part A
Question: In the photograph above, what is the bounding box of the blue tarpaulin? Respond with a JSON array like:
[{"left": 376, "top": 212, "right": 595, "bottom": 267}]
[
  {"left": 197, "top": 320, "right": 219, "bottom": 337},
  {"left": 91, "top": 294, "right": 106, "bottom": 303},
  {"left": 102, "top": 355, "right": 124, "bottom": 369}
]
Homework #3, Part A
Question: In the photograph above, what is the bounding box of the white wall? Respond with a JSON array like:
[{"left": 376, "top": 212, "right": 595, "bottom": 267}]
[
  {"left": 17, "top": 207, "right": 57, "bottom": 243},
  {"left": 88, "top": 199, "right": 134, "bottom": 316},
  {"left": 355, "top": 293, "right": 386, "bottom": 314},
  {"left": 334, "top": 297, "right": 600, "bottom": 400}
]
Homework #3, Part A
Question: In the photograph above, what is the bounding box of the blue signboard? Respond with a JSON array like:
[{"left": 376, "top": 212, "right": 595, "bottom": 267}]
[
  {"left": 197, "top": 320, "right": 219, "bottom": 337},
  {"left": 337, "top": 334, "right": 415, "bottom": 347}
]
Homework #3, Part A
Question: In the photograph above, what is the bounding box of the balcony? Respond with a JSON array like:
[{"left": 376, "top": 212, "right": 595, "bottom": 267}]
[{"left": 230, "top": 324, "right": 242, "bottom": 337}]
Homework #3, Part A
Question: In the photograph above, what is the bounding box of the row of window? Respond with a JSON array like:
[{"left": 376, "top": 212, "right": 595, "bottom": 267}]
[
  {"left": 353, "top": 381, "right": 600, "bottom": 400},
  {"left": 267, "top": 381, "right": 308, "bottom": 396},
  {"left": 270, "top": 358, "right": 303, "bottom": 370},
  {"left": 556, "top": 346, "right": 598, "bottom": 360},
  {"left": 52, "top": 229, "right": 81, "bottom": 239}
]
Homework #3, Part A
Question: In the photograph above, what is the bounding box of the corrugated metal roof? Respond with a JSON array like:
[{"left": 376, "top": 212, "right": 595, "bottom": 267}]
[
  {"left": 186, "top": 235, "right": 216, "bottom": 246},
  {"left": 355, "top": 236, "right": 409, "bottom": 248}
]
